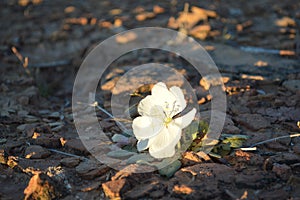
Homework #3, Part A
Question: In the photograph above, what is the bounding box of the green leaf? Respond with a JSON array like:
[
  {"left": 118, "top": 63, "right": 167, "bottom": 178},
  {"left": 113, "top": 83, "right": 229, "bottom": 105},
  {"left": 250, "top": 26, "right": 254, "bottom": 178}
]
[
  {"left": 183, "top": 121, "right": 199, "bottom": 141},
  {"left": 158, "top": 159, "right": 182, "bottom": 178},
  {"left": 199, "top": 120, "right": 209, "bottom": 134},
  {"left": 208, "top": 152, "right": 222, "bottom": 158},
  {"left": 221, "top": 134, "right": 249, "bottom": 148},
  {"left": 126, "top": 153, "right": 154, "bottom": 164},
  {"left": 122, "top": 145, "right": 138, "bottom": 153},
  {"left": 221, "top": 134, "right": 249, "bottom": 140},
  {"left": 112, "top": 134, "right": 129, "bottom": 143},
  {"left": 107, "top": 149, "right": 135, "bottom": 158}
]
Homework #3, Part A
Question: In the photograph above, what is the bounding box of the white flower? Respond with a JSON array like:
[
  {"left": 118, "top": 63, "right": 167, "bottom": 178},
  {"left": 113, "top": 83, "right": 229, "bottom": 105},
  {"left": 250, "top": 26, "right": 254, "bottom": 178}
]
[{"left": 132, "top": 82, "right": 196, "bottom": 159}]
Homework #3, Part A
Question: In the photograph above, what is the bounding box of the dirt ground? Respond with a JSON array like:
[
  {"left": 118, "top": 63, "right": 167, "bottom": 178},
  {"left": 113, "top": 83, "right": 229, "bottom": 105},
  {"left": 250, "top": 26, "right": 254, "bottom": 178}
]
[{"left": 1, "top": 0, "right": 300, "bottom": 199}]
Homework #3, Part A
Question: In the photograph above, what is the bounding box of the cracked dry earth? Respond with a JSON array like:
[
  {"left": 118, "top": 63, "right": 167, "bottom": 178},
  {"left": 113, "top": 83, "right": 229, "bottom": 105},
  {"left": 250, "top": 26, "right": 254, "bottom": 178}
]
[{"left": 1, "top": 0, "right": 300, "bottom": 199}]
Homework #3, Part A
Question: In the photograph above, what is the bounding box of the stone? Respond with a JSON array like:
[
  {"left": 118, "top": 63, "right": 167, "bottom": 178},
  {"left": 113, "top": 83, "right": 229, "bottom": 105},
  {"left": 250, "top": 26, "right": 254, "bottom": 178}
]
[
  {"left": 181, "top": 151, "right": 202, "bottom": 167},
  {"left": 199, "top": 74, "right": 229, "bottom": 90},
  {"left": 102, "top": 179, "right": 127, "bottom": 199},
  {"left": 17, "top": 96, "right": 29, "bottom": 105},
  {"left": 149, "top": 190, "right": 165, "bottom": 198},
  {"left": 24, "top": 173, "right": 62, "bottom": 200},
  {"left": 258, "top": 188, "right": 289, "bottom": 200},
  {"left": 235, "top": 114, "right": 270, "bottom": 131},
  {"left": 282, "top": 80, "right": 300, "bottom": 93},
  {"left": 223, "top": 116, "right": 241, "bottom": 134},
  {"left": 173, "top": 184, "right": 193, "bottom": 195},
  {"left": 75, "top": 161, "right": 110, "bottom": 180},
  {"left": 225, "top": 150, "right": 264, "bottom": 167},
  {"left": 32, "top": 136, "right": 61, "bottom": 148},
  {"left": 60, "top": 157, "right": 81, "bottom": 168},
  {"left": 168, "top": 163, "right": 235, "bottom": 199},
  {"left": 0, "top": 149, "right": 8, "bottom": 164},
  {"left": 235, "top": 171, "right": 267, "bottom": 189},
  {"left": 64, "top": 139, "right": 89, "bottom": 155},
  {"left": 264, "top": 153, "right": 300, "bottom": 170},
  {"left": 124, "top": 183, "right": 155, "bottom": 199},
  {"left": 293, "top": 143, "right": 300, "bottom": 154},
  {"left": 24, "top": 145, "right": 51, "bottom": 159},
  {"left": 272, "top": 163, "right": 292, "bottom": 181}
]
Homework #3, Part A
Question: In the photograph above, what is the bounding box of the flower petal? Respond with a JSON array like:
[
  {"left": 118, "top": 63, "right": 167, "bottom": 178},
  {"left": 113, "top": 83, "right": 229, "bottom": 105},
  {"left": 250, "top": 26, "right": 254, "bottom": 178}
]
[
  {"left": 138, "top": 95, "right": 165, "bottom": 119},
  {"left": 132, "top": 116, "right": 163, "bottom": 140},
  {"left": 137, "top": 139, "right": 149, "bottom": 151},
  {"left": 170, "top": 86, "right": 186, "bottom": 114},
  {"left": 148, "top": 125, "right": 181, "bottom": 158},
  {"left": 151, "top": 82, "right": 169, "bottom": 96},
  {"left": 151, "top": 82, "right": 178, "bottom": 110},
  {"left": 174, "top": 108, "right": 196, "bottom": 129}
]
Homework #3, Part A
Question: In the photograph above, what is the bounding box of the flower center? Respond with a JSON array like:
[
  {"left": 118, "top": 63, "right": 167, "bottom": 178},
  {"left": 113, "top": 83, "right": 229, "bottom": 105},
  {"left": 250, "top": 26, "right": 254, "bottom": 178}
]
[{"left": 164, "top": 116, "right": 173, "bottom": 126}]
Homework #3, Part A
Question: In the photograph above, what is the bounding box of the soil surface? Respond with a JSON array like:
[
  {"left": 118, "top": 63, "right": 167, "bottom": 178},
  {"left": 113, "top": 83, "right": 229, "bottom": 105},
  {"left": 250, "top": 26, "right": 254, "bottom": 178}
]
[{"left": 1, "top": 0, "right": 300, "bottom": 199}]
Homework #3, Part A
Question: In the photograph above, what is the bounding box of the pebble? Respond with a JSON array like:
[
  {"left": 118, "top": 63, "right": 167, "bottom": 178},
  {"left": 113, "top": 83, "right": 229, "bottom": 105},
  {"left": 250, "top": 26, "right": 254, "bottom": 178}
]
[
  {"left": 199, "top": 74, "right": 229, "bottom": 90},
  {"left": 102, "top": 179, "right": 127, "bottom": 199},
  {"left": 181, "top": 151, "right": 202, "bottom": 167},
  {"left": 24, "top": 145, "right": 51, "bottom": 159},
  {"left": 24, "top": 173, "right": 62, "bottom": 200},
  {"left": 32, "top": 136, "right": 61, "bottom": 148},
  {"left": 124, "top": 183, "right": 156, "bottom": 199},
  {"left": 64, "top": 139, "right": 89, "bottom": 155},
  {"left": 293, "top": 143, "right": 300, "bottom": 154},
  {"left": 17, "top": 96, "right": 29, "bottom": 105},
  {"left": 272, "top": 163, "right": 292, "bottom": 181},
  {"left": 60, "top": 157, "right": 81, "bottom": 168},
  {"left": 0, "top": 149, "right": 8, "bottom": 164},
  {"left": 235, "top": 113, "right": 270, "bottom": 131},
  {"left": 264, "top": 152, "right": 300, "bottom": 170},
  {"left": 282, "top": 80, "right": 300, "bottom": 93},
  {"left": 75, "top": 161, "right": 110, "bottom": 180}
]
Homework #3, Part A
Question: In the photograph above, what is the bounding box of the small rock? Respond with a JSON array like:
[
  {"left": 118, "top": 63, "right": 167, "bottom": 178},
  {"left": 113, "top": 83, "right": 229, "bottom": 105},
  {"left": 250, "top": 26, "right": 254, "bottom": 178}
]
[
  {"left": 235, "top": 172, "right": 266, "bottom": 189},
  {"left": 17, "top": 96, "right": 29, "bottom": 105},
  {"left": 0, "top": 138, "right": 7, "bottom": 144},
  {"left": 274, "top": 99, "right": 284, "bottom": 107},
  {"left": 223, "top": 116, "right": 241, "bottom": 134},
  {"left": 199, "top": 74, "right": 229, "bottom": 90},
  {"left": 276, "top": 16, "right": 296, "bottom": 27},
  {"left": 75, "top": 161, "right": 110, "bottom": 180},
  {"left": 17, "top": 123, "right": 36, "bottom": 133},
  {"left": 258, "top": 188, "right": 289, "bottom": 200},
  {"left": 225, "top": 150, "right": 264, "bottom": 167},
  {"left": 125, "top": 183, "right": 155, "bottom": 199},
  {"left": 0, "top": 149, "right": 8, "bottom": 164},
  {"left": 4, "top": 141, "right": 24, "bottom": 155},
  {"left": 60, "top": 157, "right": 81, "bottom": 168},
  {"left": 282, "top": 80, "right": 300, "bottom": 93},
  {"left": 272, "top": 163, "right": 292, "bottom": 181},
  {"left": 102, "top": 179, "right": 127, "bottom": 199},
  {"left": 173, "top": 184, "right": 193, "bottom": 195},
  {"left": 64, "top": 139, "right": 89, "bottom": 155},
  {"left": 149, "top": 190, "right": 165, "bottom": 198},
  {"left": 24, "top": 173, "right": 63, "bottom": 200},
  {"left": 32, "top": 136, "right": 61, "bottom": 148},
  {"left": 25, "top": 145, "right": 51, "bottom": 159},
  {"left": 264, "top": 153, "right": 300, "bottom": 170},
  {"left": 235, "top": 114, "right": 270, "bottom": 131},
  {"left": 181, "top": 151, "right": 202, "bottom": 166},
  {"left": 169, "top": 163, "right": 231, "bottom": 199},
  {"left": 265, "top": 141, "right": 288, "bottom": 151},
  {"left": 293, "top": 143, "right": 300, "bottom": 154},
  {"left": 223, "top": 125, "right": 240, "bottom": 134}
]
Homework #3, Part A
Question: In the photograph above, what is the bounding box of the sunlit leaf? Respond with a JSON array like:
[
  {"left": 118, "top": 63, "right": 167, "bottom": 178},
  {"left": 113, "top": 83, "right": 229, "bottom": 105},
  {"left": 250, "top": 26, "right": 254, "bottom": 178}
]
[
  {"left": 221, "top": 134, "right": 249, "bottom": 148},
  {"left": 158, "top": 159, "right": 182, "bottom": 178}
]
